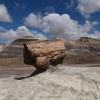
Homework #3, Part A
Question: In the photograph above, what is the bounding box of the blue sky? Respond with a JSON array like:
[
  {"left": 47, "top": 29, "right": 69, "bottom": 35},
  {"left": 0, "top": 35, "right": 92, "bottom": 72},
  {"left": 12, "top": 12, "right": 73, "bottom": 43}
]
[
  {"left": 0, "top": 0, "right": 100, "bottom": 43},
  {"left": 0, "top": 0, "right": 84, "bottom": 29}
]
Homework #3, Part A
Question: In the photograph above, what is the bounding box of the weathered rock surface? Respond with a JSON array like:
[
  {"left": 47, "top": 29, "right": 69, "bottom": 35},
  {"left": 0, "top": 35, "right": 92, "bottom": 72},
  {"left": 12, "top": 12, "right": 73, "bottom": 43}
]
[
  {"left": 0, "top": 64, "right": 100, "bottom": 100},
  {"left": 65, "top": 37, "right": 100, "bottom": 51},
  {"left": 0, "top": 45, "right": 23, "bottom": 58},
  {"left": 23, "top": 39, "right": 66, "bottom": 69}
]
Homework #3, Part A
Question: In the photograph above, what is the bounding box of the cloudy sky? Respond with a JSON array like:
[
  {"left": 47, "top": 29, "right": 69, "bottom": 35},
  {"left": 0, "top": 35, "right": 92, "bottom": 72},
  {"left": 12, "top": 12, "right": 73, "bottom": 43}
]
[{"left": 0, "top": 0, "right": 100, "bottom": 43}]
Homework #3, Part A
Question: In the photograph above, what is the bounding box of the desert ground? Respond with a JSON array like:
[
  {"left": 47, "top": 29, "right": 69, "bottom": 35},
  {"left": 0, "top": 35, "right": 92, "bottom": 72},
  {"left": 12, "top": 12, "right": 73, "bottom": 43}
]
[{"left": 0, "top": 58, "right": 100, "bottom": 100}]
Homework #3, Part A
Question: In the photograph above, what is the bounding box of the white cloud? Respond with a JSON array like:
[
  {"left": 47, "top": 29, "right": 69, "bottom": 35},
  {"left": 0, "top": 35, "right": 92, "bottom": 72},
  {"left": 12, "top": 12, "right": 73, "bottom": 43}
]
[
  {"left": 16, "top": 26, "right": 33, "bottom": 37},
  {"left": 24, "top": 13, "right": 97, "bottom": 40},
  {"left": 0, "top": 4, "right": 12, "bottom": 22},
  {"left": 0, "top": 26, "right": 47, "bottom": 43},
  {"left": 77, "top": 0, "right": 100, "bottom": 17},
  {"left": 1, "top": 29, "right": 17, "bottom": 41},
  {"left": 31, "top": 31, "right": 47, "bottom": 40},
  {"left": 24, "top": 13, "right": 42, "bottom": 28}
]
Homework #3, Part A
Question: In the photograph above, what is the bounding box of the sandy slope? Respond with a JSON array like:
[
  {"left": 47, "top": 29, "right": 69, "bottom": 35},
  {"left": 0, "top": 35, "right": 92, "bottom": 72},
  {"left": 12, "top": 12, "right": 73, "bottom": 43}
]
[{"left": 0, "top": 64, "right": 100, "bottom": 100}]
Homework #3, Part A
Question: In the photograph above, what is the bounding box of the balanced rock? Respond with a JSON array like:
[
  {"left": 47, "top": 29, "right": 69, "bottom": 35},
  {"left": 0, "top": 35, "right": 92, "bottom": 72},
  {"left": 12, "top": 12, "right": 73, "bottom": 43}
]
[{"left": 23, "top": 39, "right": 66, "bottom": 69}]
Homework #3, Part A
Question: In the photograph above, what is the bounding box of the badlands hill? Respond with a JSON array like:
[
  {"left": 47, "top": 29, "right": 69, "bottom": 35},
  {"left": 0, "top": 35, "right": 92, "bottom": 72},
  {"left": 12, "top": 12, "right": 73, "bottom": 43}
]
[
  {"left": 0, "top": 37, "right": 100, "bottom": 100},
  {"left": 65, "top": 37, "right": 100, "bottom": 51},
  {"left": 64, "top": 37, "right": 100, "bottom": 64},
  {"left": 0, "top": 36, "right": 100, "bottom": 65}
]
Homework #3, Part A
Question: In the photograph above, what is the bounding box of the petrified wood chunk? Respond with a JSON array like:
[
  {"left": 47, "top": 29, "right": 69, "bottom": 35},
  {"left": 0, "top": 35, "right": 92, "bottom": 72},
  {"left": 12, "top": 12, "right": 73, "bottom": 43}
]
[{"left": 23, "top": 39, "right": 65, "bottom": 69}]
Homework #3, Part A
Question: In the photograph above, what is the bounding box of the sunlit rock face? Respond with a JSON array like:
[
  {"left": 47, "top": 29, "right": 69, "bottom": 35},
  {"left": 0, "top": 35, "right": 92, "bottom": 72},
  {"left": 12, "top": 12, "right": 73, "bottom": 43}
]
[{"left": 23, "top": 39, "right": 66, "bottom": 69}]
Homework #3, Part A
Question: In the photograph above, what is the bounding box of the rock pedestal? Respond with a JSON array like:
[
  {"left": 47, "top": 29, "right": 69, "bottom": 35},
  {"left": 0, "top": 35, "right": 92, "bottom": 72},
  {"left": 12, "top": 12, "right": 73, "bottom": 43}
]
[{"left": 23, "top": 39, "right": 65, "bottom": 69}]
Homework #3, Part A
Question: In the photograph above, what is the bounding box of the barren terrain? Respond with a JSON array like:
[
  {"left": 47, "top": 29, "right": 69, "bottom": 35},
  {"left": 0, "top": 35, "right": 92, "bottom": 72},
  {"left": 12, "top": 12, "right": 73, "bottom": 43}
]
[{"left": 0, "top": 58, "right": 100, "bottom": 100}]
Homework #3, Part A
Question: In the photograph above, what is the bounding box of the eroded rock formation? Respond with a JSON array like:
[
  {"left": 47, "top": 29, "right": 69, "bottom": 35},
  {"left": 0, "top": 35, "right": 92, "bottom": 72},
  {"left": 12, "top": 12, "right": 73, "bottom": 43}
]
[{"left": 23, "top": 39, "right": 66, "bottom": 69}]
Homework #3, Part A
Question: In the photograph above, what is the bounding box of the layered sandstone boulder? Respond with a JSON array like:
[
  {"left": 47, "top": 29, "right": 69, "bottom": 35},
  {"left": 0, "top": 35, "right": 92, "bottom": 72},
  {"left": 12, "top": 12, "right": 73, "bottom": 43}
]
[{"left": 23, "top": 40, "right": 65, "bottom": 69}]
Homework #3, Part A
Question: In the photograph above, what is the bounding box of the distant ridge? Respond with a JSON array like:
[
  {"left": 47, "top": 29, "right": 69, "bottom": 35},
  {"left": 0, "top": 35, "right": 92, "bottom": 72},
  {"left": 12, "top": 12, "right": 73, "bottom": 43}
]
[
  {"left": 65, "top": 37, "right": 100, "bottom": 51},
  {"left": 11, "top": 36, "right": 38, "bottom": 45},
  {"left": 78, "top": 37, "right": 100, "bottom": 43}
]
